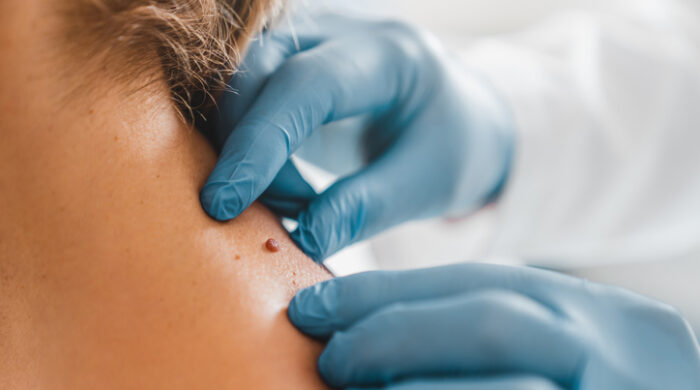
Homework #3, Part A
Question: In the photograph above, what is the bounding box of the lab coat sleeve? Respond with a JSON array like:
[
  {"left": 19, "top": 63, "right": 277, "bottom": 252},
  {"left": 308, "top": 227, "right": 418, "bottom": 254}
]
[{"left": 459, "top": 1, "right": 700, "bottom": 267}]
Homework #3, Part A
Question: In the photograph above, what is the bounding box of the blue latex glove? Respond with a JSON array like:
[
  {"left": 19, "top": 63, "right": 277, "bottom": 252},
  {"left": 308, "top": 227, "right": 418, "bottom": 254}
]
[
  {"left": 288, "top": 263, "right": 700, "bottom": 390},
  {"left": 199, "top": 14, "right": 514, "bottom": 261}
]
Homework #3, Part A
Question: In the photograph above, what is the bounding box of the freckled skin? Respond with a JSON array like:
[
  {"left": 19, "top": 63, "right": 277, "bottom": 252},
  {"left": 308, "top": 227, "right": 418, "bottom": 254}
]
[
  {"left": 0, "top": 97, "right": 332, "bottom": 389},
  {"left": 0, "top": 4, "right": 331, "bottom": 388}
]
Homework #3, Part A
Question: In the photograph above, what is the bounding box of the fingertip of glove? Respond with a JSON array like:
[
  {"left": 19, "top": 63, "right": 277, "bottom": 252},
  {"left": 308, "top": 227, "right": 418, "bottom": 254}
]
[
  {"left": 290, "top": 223, "right": 326, "bottom": 263},
  {"left": 287, "top": 281, "right": 339, "bottom": 337},
  {"left": 287, "top": 291, "right": 312, "bottom": 330},
  {"left": 200, "top": 182, "right": 242, "bottom": 221}
]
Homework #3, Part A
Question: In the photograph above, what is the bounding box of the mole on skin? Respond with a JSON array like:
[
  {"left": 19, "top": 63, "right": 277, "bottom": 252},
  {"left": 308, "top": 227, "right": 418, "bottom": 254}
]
[{"left": 265, "top": 238, "right": 280, "bottom": 252}]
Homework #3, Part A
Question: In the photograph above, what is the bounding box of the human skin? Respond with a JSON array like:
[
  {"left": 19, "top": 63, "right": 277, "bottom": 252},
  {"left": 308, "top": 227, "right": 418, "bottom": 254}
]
[{"left": 0, "top": 2, "right": 330, "bottom": 389}]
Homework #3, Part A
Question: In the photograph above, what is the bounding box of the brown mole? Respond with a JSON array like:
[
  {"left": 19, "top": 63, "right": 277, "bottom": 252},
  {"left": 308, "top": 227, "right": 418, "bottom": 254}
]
[{"left": 265, "top": 238, "right": 280, "bottom": 253}]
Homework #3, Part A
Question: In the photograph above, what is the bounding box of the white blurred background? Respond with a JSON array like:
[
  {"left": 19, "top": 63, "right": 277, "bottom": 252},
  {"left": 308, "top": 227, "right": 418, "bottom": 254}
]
[{"left": 306, "top": 0, "right": 646, "bottom": 44}]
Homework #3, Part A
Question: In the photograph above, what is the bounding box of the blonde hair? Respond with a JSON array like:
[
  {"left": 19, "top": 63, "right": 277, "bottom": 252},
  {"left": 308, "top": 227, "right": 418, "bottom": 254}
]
[{"left": 62, "top": 0, "right": 281, "bottom": 120}]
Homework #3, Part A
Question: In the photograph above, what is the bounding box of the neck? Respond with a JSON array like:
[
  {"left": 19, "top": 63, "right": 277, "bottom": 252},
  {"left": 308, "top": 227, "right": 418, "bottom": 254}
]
[
  {"left": 0, "top": 53, "right": 190, "bottom": 268},
  {"left": 0, "top": 0, "right": 200, "bottom": 276},
  {"left": 0, "top": 77, "right": 183, "bottom": 189},
  {"left": 0, "top": 0, "right": 183, "bottom": 167}
]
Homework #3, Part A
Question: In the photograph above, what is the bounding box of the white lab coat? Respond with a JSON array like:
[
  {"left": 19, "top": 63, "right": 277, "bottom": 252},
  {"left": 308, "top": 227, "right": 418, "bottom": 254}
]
[{"left": 457, "top": 0, "right": 700, "bottom": 267}]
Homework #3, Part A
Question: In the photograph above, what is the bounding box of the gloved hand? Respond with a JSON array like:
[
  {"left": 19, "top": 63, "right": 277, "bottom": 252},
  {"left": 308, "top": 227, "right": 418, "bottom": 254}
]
[
  {"left": 199, "top": 14, "right": 514, "bottom": 261},
  {"left": 288, "top": 263, "right": 700, "bottom": 390}
]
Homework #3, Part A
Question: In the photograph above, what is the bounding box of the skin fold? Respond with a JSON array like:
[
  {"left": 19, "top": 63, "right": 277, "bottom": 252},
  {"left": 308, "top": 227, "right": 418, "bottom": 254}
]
[{"left": 0, "top": 2, "right": 330, "bottom": 389}]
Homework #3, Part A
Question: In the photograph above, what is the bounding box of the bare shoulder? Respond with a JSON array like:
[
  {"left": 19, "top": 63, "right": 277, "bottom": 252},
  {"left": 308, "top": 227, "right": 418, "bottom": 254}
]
[{"left": 0, "top": 101, "right": 330, "bottom": 389}]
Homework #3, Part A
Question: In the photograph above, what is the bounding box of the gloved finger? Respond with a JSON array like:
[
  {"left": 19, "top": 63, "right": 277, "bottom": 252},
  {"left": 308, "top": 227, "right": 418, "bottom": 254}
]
[
  {"left": 200, "top": 33, "right": 415, "bottom": 220},
  {"left": 203, "top": 31, "right": 320, "bottom": 148},
  {"left": 289, "top": 263, "right": 583, "bottom": 337},
  {"left": 204, "top": 14, "right": 375, "bottom": 145},
  {"left": 258, "top": 159, "right": 316, "bottom": 218},
  {"left": 289, "top": 123, "right": 456, "bottom": 261},
  {"left": 289, "top": 175, "right": 375, "bottom": 262},
  {"left": 318, "top": 291, "right": 583, "bottom": 388},
  {"left": 348, "top": 375, "right": 564, "bottom": 390}
]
